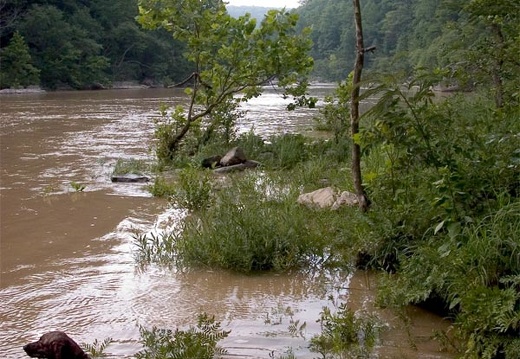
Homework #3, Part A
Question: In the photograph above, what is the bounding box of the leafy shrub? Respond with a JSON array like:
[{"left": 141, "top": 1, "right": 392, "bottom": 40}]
[
  {"left": 148, "top": 176, "right": 177, "bottom": 198},
  {"left": 153, "top": 105, "right": 200, "bottom": 169},
  {"left": 346, "top": 73, "right": 520, "bottom": 357},
  {"left": 170, "top": 167, "right": 213, "bottom": 211},
  {"left": 174, "top": 173, "right": 329, "bottom": 272},
  {"left": 377, "top": 200, "right": 520, "bottom": 358},
  {"left": 135, "top": 313, "right": 229, "bottom": 359}
]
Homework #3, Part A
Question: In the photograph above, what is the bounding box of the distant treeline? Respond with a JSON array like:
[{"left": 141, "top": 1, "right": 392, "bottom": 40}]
[
  {"left": 295, "top": 0, "right": 519, "bottom": 85},
  {"left": 1, "top": 0, "right": 518, "bottom": 89},
  {"left": 0, "top": 0, "right": 191, "bottom": 89}
]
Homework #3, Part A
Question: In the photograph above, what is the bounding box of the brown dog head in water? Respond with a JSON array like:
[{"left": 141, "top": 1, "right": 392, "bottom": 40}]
[{"left": 23, "top": 331, "right": 91, "bottom": 359}]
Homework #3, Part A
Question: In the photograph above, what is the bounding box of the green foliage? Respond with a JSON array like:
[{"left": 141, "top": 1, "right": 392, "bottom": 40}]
[
  {"left": 295, "top": 0, "right": 355, "bottom": 81},
  {"left": 1, "top": 0, "right": 191, "bottom": 89},
  {"left": 17, "top": 4, "right": 109, "bottom": 89},
  {"left": 295, "top": 0, "right": 520, "bottom": 102},
  {"left": 135, "top": 313, "right": 229, "bottom": 359},
  {"left": 309, "top": 303, "right": 383, "bottom": 359},
  {"left": 3, "top": 0, "right": 518, "bottom": 96},
  {"left": 70, "top": 181, "right": 86, "bottom": 192},
  {"left": 152, "top": 104, "right": 192, "bottom": 168},
  {"left": 173, "top": 173, "right": 328, "bottom": 272},
  {"left": 356, "top": 71, "right": 520, "bottom": 357},
  {"left": 148, "top": 176, "right": 177, "bottom": 199},
  {"left": 137, "top": 0, "right": 314, "bottom": 164},
  {"left": 82, "top": 337, "right": 114, "bottom": 358},
  {"left": 462, "top": 0, "right": 520, "bottom": 109},
  {"left": 0, "top": 31, "right": 40, "bottom": 88},
  {"left": 313, "top": 80, "right": 352, "bottom": 140},
  {"left": 170, "top": 167, "right": 214, "bottom": 212},
  {"left": 198, "top": 100, "right": 243, "bottom": 149},
  {"left": 362, "top": 73, "right": 519, "bottom": 226},
  {"left": 377, "top": 201, "right": 520, "bottom": 358},
  {"left": 133, "top": 231, "right": 178, "bottom": 268},
  {"left": 112, "top": 158, "right": 150, "bottom": 176}
]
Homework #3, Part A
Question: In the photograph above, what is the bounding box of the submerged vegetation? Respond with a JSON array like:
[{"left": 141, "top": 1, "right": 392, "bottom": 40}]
[
  {"left": 135, "top": 314, "right": 229, "bottom": 359},
  {"left": 310, "top": 304, "right": 383, "bottom": 359}
]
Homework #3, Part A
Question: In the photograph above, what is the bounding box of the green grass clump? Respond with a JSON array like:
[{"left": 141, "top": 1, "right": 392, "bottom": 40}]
[
  {"left": 174, "top": 173, "right": 329, "bottom": 272},
  {"left": 112, "top": 158, "right": 150, "bottom": 176},
  {"left": 148, "top": 167, "right": 213, "bottom": 211},
  {"left": 135, "top": 313, "right": 229, "bottom": 359},
  {"left": 148, "top": 176, "right": 177, "bottom": 198},
  {"left": 310, "top": 303, "right": 383, "bottom": 359}
]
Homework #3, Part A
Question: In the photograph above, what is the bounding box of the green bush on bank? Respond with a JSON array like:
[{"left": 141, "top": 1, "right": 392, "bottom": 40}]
[
  {"left": 149, "top": 172, "right": 345, "bottom": 272},
  {"left": 137, "top": 75, "right": 519, "bottom": 357},
  {"left": 354, "top": 83, "right": 520, "bottom": 358}
]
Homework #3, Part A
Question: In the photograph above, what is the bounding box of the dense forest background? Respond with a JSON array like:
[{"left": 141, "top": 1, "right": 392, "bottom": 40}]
[{"left": 0, "top": 0, "right": 518, "bottom": 89}]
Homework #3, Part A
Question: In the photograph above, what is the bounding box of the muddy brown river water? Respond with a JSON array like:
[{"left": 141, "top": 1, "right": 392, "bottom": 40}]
[{"left": 0, "top": 87, "right": 454, "bottom": 358}]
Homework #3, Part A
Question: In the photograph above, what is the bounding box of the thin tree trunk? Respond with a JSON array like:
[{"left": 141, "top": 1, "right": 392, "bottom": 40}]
[
  {"left": 350, "top": 0, "right": 370, "bottom": 212},
  {"left": 491, "top": 23, "right": 504, "bottom": 109}
]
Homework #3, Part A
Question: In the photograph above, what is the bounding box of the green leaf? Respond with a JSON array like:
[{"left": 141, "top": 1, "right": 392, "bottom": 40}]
[{"left": 434, "top": 220, "right": 445, "bottom": 235}]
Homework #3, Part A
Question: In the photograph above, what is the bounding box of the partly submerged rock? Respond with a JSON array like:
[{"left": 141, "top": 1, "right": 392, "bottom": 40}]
[{"left": 111, "top": 174, "right": 150, "bottom": 183}]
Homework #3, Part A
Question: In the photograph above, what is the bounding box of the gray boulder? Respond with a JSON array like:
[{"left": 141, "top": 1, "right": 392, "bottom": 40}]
[{"left": 297, "top": 187, "right": 359, "bottom": 209}]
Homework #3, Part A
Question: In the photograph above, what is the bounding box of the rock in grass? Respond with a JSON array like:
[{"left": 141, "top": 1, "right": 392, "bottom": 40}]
[{"left": 297, "top": 187, "right": 359, "bottom": 209}]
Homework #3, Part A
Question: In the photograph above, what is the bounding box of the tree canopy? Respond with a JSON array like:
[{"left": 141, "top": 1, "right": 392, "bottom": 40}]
[
  {"left": 136, "top": 0, "right": 314, "bottom": 164},
  {"left": 296, "top": 0, "right": 519, "bottom": 95},
  {"left": 0, "top": 0, "right": 191, "bottom": 89}
]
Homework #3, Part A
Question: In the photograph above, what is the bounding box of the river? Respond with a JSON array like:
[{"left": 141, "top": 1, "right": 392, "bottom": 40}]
[{"left": 0, "top": 86, "right": 454, "bottom": 358}]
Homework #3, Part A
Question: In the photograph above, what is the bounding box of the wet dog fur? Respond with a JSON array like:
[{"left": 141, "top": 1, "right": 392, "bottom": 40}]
[{"left": 23, "top": 331, "right": 90, "bottom": 359}]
